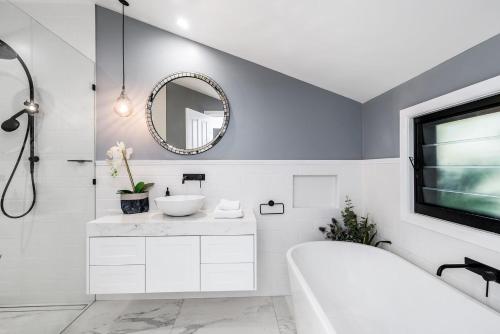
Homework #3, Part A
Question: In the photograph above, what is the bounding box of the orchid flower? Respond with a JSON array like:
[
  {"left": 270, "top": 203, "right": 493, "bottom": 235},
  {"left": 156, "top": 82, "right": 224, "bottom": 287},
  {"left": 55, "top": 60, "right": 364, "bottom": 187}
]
[
  {"left": 106, "top": 141, "right": 135, "bottom": 191},
  {"left": 106, "top": 142, "right": 154, "bottom": 194},
  {"left": 107, "top": 141, "right": 133, "bottom": 176}
]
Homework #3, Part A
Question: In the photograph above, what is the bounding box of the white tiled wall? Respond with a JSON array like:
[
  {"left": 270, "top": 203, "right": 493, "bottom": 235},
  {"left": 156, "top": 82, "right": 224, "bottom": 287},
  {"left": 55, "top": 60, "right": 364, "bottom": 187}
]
[
  {"left": 362, "top": 158, "right": 500, "bottom": 312},
  {"left": 96, "top": 160, "right": 364, "bottom": 299},
  {"left": 0, "top": 2, "right": 95, "bottom": 306}
]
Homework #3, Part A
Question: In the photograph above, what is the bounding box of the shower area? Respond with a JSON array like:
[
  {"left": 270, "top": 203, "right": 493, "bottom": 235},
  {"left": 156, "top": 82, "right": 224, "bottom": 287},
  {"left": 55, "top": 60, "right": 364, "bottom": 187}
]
[{"left": 0, "top": 1, "right": 95, "bottom": 332}]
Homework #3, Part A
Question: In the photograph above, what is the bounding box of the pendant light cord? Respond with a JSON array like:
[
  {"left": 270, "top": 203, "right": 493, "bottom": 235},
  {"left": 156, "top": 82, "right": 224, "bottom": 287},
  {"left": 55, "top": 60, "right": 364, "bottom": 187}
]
[{"left": 122, "top": 2, "right": 125, "bottom": 90}]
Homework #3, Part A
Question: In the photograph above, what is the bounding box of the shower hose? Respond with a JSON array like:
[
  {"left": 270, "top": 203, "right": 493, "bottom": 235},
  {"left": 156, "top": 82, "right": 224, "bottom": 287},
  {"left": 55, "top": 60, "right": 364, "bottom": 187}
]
[{"left": 0, "top": 119, "right": 36, "bottom": 218}]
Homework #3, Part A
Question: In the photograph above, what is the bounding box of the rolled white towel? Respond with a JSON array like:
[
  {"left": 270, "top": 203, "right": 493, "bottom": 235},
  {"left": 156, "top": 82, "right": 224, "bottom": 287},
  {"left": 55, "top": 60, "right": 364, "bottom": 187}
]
[
  {"left": 214, "top": 209, "right": 244, "bottom": 219},
  {"left": 217, "top": 199, "right": 240, "bottom": 211}
]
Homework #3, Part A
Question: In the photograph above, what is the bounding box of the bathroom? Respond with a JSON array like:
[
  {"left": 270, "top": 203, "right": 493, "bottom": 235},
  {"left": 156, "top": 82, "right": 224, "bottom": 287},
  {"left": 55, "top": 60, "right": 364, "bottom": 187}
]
[{"left": 1, "top": 0, "right": 500, "bottom": 333}]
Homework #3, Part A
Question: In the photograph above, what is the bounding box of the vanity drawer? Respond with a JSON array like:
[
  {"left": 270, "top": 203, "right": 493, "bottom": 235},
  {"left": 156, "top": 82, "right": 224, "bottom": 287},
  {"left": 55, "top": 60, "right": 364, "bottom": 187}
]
[
  {"left": 201, "top": 263, "right": 254, "bottom": 291},
  {"left": 201, "top": 236, "right": 254, "bottom": 263},
  {"left": 89, "top": 265, "right": 145, "bottom": 294},
  {"left": 90, "top": 237, "right": 145, "bottom": 265}
]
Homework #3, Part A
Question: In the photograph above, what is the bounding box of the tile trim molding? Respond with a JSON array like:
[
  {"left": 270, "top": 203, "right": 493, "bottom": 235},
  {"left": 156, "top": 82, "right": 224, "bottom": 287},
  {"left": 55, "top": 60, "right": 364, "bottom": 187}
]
[{"left": 95, "top": 160, "right": 363, "bottom": 166}]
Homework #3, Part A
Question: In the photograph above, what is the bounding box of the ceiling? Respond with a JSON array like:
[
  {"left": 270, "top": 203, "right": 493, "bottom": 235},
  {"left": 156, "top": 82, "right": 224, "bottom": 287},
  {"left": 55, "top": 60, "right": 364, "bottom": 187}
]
[
  {"left": 10, "top": 0, "right": 500, "bottom": 103},
  {"left": 95, "top": 0, "right": 500, "bottom": 102}
]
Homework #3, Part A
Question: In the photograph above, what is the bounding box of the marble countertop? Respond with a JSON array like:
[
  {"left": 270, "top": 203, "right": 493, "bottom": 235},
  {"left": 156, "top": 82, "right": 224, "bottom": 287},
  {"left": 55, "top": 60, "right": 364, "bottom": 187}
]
[{"left": 87, "top": 209, "right": 257, "bottom": 237}]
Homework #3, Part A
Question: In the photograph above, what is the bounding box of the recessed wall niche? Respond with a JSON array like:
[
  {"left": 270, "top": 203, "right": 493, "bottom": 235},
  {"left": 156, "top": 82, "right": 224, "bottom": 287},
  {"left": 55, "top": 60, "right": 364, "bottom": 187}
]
[{"left": 292, "top": 175, "right": 338, "bottom": 208}]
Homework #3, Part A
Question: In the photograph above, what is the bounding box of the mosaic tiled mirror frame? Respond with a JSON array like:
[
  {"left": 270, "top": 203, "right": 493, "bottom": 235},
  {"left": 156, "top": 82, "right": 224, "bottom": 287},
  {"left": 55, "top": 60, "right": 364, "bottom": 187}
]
[{"left": 146, "top": 72, "right": 230, "bottom": 155}]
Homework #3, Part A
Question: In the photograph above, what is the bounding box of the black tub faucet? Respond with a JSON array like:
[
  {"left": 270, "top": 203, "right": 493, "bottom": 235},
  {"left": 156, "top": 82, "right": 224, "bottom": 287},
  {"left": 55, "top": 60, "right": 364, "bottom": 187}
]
[
  {"left": 437, "top": 257, "right": 500, "bottom": 297},
  {"left": 436, "top": 262, "right": 482, "bottom": 276}
]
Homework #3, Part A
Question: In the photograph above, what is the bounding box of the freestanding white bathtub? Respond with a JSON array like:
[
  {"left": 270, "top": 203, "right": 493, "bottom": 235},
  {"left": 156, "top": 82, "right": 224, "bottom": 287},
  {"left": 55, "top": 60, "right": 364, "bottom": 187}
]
[{"left": 287, "top": 241, "right": 500, "bottom": 334}]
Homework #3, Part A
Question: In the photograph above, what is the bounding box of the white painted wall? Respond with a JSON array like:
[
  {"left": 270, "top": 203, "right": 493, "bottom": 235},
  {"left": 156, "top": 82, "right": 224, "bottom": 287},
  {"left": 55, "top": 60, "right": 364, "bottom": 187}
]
[
  {"left": 95, "top": 160, "right": 364, "bottom": 299},
  {"left": 362, "top": 158, "right": 500, "bottom": 312}
]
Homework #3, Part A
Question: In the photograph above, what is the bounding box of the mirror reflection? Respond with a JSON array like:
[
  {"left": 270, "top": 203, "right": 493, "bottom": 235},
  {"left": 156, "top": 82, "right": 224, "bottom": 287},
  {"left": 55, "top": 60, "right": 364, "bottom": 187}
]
[{"left": 150, "top": 77, "right": 226, "bottom": 151}]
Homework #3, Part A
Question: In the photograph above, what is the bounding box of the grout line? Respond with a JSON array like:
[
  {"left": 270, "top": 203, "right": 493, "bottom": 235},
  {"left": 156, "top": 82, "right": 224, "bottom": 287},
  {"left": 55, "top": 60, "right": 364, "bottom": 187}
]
[
  {"left": 59, "top": 299, "right": 96, "bottom": 334},
  {"left": 272, "top": 296, "right": 297, "bottom": 334},
  {"left": 170, "top": 299, "right": 185, "bottom": 332},
  {"left": 271, "top": 296, "right": 282, "bottom": 333}
]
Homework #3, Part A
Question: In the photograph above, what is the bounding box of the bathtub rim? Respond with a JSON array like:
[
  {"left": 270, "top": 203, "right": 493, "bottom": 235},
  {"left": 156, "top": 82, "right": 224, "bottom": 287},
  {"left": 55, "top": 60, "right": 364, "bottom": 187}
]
[
  {"left": 286, "top": 241, "right": 500, "bottom": 327},
  {"left": 286, "top": 242, "right": 337, "bottom": 334}
]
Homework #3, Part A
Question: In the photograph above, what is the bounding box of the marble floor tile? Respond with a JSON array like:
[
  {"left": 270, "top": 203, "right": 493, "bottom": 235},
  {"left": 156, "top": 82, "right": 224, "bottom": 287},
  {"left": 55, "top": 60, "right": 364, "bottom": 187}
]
[
  {"left": 63, "top": 299, "right": 183, "bottom": 334},
  {"left": 0, "top": 307, "right": 83, "bottom": 334},
  {"left": 59, "top": 296, "right": 297, "bottom": 334},
  {"left": 171, "top": 297, "right": 280, "bottom": 334},
  {"left": 272, "top": 296, "right": 297, "bottom": 334}
]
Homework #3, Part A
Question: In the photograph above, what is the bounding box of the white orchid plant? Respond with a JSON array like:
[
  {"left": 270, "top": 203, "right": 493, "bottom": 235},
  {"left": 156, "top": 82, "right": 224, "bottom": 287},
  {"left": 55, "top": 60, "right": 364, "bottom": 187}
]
[{"left": 107, "top": 142, "right": 154, "bottom": 194}]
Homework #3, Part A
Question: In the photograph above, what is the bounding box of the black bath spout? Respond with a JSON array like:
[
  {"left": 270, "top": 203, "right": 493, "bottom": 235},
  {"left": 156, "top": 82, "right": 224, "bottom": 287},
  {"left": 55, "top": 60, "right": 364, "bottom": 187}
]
[
  {"left": 436, "top": 263, "right": 483, "bottom": 276},
  {"left": 437, "top": 258, "right": 500, "bottom": 297}
]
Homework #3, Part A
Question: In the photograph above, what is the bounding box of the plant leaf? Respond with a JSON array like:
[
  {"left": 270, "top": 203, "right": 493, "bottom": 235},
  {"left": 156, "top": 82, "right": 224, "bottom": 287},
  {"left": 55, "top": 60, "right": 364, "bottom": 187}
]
[
  {"left": 142, "top": 183, "right": 155, "bottom": 192},
  {"left": 134, "top": 181, "right": 145, "bottom": 193}
]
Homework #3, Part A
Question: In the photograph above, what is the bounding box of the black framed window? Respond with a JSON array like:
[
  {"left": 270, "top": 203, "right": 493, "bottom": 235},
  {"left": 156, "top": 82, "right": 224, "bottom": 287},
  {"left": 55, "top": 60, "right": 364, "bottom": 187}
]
[{"left": 413, "top": 93, "right": 500, "bottom": 234}]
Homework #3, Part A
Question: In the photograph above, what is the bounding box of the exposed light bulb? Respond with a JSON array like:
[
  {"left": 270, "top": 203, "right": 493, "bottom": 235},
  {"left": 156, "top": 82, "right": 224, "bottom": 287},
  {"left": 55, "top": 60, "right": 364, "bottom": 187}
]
[{"left": 113, "top": 89, "right": 133, "bottom": 117}]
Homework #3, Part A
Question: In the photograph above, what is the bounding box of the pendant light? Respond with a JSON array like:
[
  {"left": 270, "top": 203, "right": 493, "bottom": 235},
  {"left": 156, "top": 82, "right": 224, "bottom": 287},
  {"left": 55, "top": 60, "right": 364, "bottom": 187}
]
[{"left": 113, "top": 0, "right": 133, "bottom": 117}]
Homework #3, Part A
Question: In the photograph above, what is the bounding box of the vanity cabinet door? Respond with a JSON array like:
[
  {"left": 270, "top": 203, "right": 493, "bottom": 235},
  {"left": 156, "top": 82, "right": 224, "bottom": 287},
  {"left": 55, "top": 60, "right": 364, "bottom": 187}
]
[
  {"left": 201, "top": 263, "right": 254, "bottom": 291},
  {"left": 201, "top": 236, "right": 254, "bottom": 263},
  {"left": 89, "top": 265, "right": 145, "bottom": 294},
  {"left": 90, "top": 237, "right": 145, "bottom": 265},
  {"left": 145, "top": 236, "right": 200, "bottom": 292}
]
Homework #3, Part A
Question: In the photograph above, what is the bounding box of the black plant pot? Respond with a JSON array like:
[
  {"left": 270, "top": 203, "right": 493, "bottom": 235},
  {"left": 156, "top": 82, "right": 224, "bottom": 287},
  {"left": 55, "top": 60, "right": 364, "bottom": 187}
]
[{"left": 120, "top": 192, "right": 149, "bottom": 214}]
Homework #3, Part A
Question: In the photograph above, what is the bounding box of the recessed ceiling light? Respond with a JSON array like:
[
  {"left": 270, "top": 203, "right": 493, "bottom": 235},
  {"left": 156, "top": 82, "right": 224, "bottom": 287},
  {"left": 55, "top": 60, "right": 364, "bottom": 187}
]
[{"left": 176, "top": 17, "right": 189, "bottom": 29}]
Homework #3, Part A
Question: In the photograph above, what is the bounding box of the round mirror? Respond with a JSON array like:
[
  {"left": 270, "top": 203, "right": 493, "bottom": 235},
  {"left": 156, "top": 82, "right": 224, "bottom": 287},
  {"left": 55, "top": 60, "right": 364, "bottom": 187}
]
[{"left": 146, "top": 72, "right": 230, "bottom": 155}]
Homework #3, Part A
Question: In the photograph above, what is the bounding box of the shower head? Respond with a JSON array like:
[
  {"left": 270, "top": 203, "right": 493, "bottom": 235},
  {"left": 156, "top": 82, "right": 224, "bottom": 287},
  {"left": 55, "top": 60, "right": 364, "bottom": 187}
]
[
  {"left": 1, "top": 117, "right": 20, "bottom": 132},
  {"left": 1, "top": 110, "right": 27, "bottom": 132},
  {"left": 0, "top": 40, "right": 18, "bottom": 60}
]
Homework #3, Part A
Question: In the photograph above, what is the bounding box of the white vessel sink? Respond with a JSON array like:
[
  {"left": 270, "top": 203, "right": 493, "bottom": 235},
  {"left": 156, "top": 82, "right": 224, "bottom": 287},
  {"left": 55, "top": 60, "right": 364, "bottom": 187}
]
[{"left": 154, "top": 195, "right": 205, "bottom": 216}]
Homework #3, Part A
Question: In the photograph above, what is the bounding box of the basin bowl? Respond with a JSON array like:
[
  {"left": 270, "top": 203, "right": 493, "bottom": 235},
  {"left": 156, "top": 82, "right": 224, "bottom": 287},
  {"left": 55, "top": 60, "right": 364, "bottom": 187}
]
[{"left": 154, "top": 195, "right": 205, "bottom": 216}]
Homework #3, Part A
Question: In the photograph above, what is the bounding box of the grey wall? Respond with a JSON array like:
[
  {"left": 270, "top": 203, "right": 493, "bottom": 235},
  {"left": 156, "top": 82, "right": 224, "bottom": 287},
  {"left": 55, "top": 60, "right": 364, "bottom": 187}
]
[
  {"left": 362, "top": 33, "right": 500, "bottom": 159},
  {"left": 96, "top": 6, "right": 362, "bottom": 160}
]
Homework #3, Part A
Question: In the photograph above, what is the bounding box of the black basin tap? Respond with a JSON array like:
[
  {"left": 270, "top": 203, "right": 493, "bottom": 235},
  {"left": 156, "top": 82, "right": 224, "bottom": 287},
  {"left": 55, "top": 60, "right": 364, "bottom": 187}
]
[{"left": 182, "top": 174, "right": 205, "bottom": 187}]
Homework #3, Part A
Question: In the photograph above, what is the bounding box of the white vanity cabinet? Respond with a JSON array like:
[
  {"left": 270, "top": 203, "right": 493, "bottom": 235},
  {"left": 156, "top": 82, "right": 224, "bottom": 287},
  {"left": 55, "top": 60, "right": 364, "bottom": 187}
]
[
  {"left": 146, "top": 236, "right": 200, "bottom": 293},
  {"left": 88, "top": 237, "right": 145, "bottom": 294},
  {"left": 200, "top": 235, "right": 255, "bottom": 291},
  {"left": 86, "top": 210, "right": 257, "bottom": 295}
]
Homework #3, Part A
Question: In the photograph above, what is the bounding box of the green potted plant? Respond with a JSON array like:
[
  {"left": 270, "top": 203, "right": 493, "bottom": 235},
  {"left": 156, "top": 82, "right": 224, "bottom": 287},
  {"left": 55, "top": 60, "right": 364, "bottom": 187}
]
[
  {"left": 107, "top": 142, "right": 154, "bottom": 214},
  {"left": 319, "top": 197, "right": 391, "bottom": 247}
]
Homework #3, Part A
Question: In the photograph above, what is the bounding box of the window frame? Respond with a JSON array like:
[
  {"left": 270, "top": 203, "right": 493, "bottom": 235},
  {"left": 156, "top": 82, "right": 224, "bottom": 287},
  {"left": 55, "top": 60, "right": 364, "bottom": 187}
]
[{"left": 413, "top": 93, "right": 500, "bottom": 235}]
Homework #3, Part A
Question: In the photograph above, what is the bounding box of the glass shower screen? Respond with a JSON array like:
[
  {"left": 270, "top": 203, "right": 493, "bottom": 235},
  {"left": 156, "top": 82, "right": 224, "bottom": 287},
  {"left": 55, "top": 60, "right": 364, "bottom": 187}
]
[{"left": 0, "top": 1, "right": 95, "bottom": 309}]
